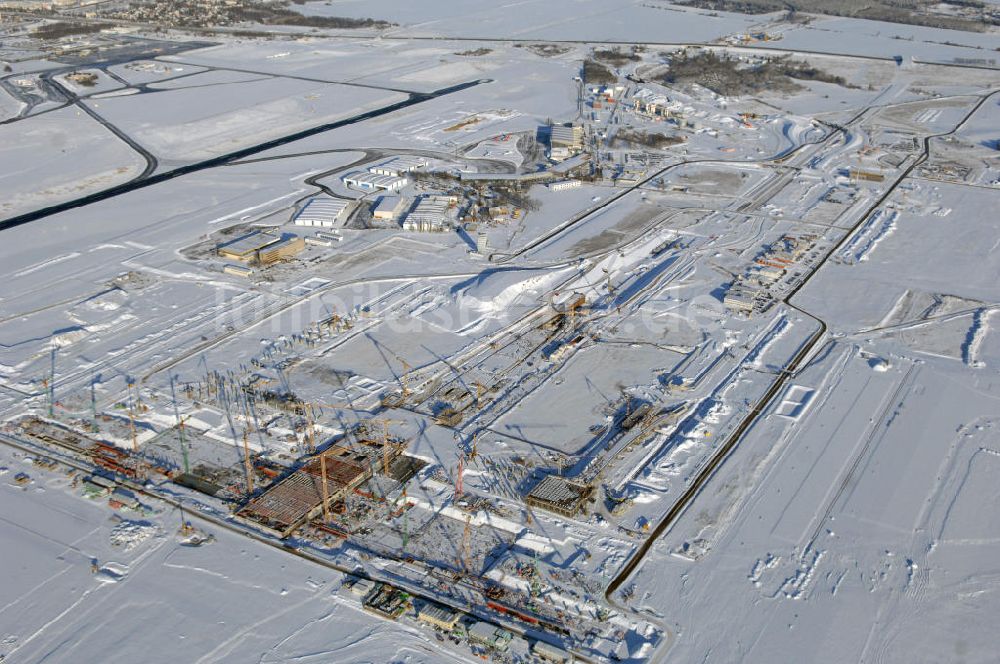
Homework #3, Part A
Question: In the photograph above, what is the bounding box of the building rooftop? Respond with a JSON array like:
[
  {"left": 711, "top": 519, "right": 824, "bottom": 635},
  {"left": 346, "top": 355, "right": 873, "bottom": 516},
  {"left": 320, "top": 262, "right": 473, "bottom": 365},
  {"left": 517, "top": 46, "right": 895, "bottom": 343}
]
[
  {"left": 417, "top": 602, "right": 460, "bottom": 624},
  {"left": 525, "top": 474, "right": 591, "bottom": 516},
  {"left": 236, "top": 446, "right": 370, "bottom": 537},
  {"left": 373, "top": 196, "right": 403, "bottom": 214},
  {"left": 469, "top": 621, "right": 500, "bottom": 642},
  {"left": 550, "top": 124, "right": 583, "bottom": 147},
  {"left": 342, "top": 171, "right": 408, "bottom": 189},
  {"left": 369, "top": 156, "right": 428, "bottom": 175},
  {"left": 295, "top": 197, "right": 349, "bottom": 225},
  {"left": 217, "top": 231, "right": 280, "bottom": 257}
]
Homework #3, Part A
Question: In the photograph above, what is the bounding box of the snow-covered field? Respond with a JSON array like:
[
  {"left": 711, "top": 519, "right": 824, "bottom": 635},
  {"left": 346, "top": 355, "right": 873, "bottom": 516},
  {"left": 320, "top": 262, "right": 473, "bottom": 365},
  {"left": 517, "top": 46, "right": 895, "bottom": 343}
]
[
  {"left": 0, "top": 106, "right": 146, "bottom": 219},
  {"left": 627, "top": 341, "right": 1000, "bottom": 662},
  {"left": 297, "top": 0, "right": 758, "bottom": 42},
  {"left": 0, "top": 84, "right": 27, "bottom": 121},
  {"left": 86, "top": 78, "right": 405, "bottom": 163}
]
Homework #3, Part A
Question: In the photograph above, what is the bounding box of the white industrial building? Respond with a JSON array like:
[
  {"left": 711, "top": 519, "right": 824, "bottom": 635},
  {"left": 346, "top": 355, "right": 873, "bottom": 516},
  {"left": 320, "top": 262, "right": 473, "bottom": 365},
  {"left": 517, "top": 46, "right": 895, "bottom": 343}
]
[
  {"left": 372, "top": 195, "right": 406, "bottom": 222},
  {"left": 294, "top": 197, "right": 352, "bottom": 228},
  {"left": 723, "top": 285, "right": 758, "bottom": 313},
  {"left": 402, "top": 195, "right": 453, "bottom": 232},
  {"left": 342, "top": 171, "right": 408, "bottom": 192},
  {"left": 368, "top": 156, "right": 428, "bottom": 177},
  {"left": 548, "top": 124, "right": 584, "bottom": 161},
  {"left": 550, "top": 124, "right": 583, "bottom": 149}
]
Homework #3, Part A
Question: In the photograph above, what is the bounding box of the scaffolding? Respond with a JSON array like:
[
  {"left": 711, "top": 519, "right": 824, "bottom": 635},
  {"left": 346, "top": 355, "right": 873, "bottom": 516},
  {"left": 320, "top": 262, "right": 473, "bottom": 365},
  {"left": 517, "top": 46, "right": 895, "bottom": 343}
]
[
  {"left": 236, "top": 445, "right": 370, "bottom": 538},
  {"left": 525, "top": 475, "right": 592, "bottom": 517}
]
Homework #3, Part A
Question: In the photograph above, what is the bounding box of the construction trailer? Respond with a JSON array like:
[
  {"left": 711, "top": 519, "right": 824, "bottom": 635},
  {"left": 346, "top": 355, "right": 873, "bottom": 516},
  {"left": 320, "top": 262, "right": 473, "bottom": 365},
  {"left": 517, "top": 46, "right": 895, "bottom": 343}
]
[
  {"left": 548, "top": 179, "right": 582, "bottom": 191},
  {"left": 235, "top": 445, "right": 371, "bottom": 538},
  {"left": 315, "top": 231, "right": 343, "bottom": 243},
  {"left": 524, "top": 474, "right": 592, "bottom": 517}
]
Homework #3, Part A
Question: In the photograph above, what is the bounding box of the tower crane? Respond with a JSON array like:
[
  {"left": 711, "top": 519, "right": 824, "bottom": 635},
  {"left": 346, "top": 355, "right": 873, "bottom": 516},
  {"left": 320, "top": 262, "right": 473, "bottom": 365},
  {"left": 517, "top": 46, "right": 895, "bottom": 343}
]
[
  {"left": 301, "top": 400, "right": 364, "bottom": 454},
  {"left": 367, "top": 418, "right": 404, "bottom": 475},
  {"left": 169, "top": 375, "right": 190, "bottom": 474},
  {"left": 393, "top": 353, "right": 412, "bottom": 400},
  {"left": 90, "top": 377, "right": 99, "bottom": 433},
  {"left": 461, "top": 514, "right": 473, "bottom": 572},
  {"left": 379, "top": 352, "right": 414, "bottom": 407},
  {"left": 242, "top": 427, "right": 254, "bottom": 495},
  {"left": 455, "top": 453, "right": 464, "bottom": 497}
]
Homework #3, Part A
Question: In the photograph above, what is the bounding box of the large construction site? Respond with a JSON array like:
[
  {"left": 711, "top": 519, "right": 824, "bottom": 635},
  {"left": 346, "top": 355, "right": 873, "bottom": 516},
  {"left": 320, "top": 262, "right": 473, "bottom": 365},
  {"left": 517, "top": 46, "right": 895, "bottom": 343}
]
[{"left": 3, "top": 3, "right": 1000, "bottom": 661}]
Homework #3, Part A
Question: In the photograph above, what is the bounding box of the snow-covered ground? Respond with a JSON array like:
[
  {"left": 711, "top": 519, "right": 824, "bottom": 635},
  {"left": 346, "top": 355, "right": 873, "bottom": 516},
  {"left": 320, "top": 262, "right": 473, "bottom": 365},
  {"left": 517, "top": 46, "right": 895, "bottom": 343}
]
[
  {"left": 297, "top": 0, "right": 758, "bottom": 42},
  {"left": 0, "top": 106, "right": 146, "bottom": 219},
  {"left": 86, "top": 78, "right": 405, "bottom": 164}
]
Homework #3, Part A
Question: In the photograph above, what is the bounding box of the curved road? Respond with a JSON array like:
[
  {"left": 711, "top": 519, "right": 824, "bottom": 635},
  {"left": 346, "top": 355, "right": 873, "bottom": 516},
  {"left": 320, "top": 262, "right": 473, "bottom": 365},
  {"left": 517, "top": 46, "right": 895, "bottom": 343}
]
[
  {"left": 40, "top": 68, "right": 159, "bottom": 179},
  {"left": 0, "top": 77, "right": 490, "bottom": 232}
]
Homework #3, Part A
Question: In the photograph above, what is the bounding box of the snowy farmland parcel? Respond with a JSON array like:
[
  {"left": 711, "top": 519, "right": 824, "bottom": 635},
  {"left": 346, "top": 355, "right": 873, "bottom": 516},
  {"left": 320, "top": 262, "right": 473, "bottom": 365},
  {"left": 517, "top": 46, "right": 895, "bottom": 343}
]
[{"left": 1, "top": 1, "right": 999, "bottom": 663}]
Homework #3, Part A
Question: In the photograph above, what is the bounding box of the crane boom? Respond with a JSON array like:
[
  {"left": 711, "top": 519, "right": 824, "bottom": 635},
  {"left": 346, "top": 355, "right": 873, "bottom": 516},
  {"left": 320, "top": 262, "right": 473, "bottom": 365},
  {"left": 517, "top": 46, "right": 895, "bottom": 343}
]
[{"left": 242, "top": 427, "right": 254, "bottom": 495}]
